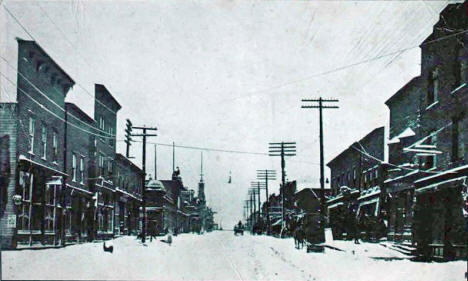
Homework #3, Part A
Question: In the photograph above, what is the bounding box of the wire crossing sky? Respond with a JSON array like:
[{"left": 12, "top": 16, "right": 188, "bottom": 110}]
[{"left": 0, "top": 0, "right": 460, "bottom": 226}]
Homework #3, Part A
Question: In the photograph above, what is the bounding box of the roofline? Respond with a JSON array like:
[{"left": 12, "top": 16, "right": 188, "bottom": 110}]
[
  {"left": 65, "top": 103, "right": 95, "bottom": 124},
  {"left": 115, "top": 153, "right": 143, "bottom": 174},
  {"left": 16, "top": 38, "right": 75, "bottom": 85},
  {"left": 95, "top": 84, "right": 122, "bottom": 110},
  {"left": 327, "top": 126, "right": 384, "bottom": 167},
  {"left": 384, "top": 76, "right": 420, "bottom": 106}
]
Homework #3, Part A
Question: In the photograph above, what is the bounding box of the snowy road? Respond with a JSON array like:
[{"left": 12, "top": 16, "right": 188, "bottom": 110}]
[{"left": 2, "top": 230, "right": 465, "bottom": 281}]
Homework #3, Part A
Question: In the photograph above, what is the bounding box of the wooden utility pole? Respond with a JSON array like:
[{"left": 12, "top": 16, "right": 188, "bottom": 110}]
[
  {"left": 269, "top": 143, "right": 296, "bottom": 233},
  {"left": 255, "top": 169, "right": 276, "bottom": 234},
  {"left": 301, "top": 97, "right": 339, "bottom": 236},
  {"left": 154, "top": 144, "right": 157, "bottom": 180},
  {"left": 172, "top": 141, "right": 175, "bottom": 172},
  {"left": 131, "top": 125, "right": 158, "bottom": 243}
]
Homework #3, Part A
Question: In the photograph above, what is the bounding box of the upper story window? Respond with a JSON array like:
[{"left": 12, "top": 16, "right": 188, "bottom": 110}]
[
  {"left": 28, "top": 117, "right": 35, "bottom": 153},
  {"left": 80, "top": 157, "right": 85, "bottom": 184},
  {"left": 99, "top": 154, "right": 105, "bottom": 176},
  {"left": 52, "top": 130, "right": 58, "bottom": 162},
  {"left": 427, "top": 68, "right": 439, "bottom": 107},
  {"left": 41, "top": 124, "right": 47, "bottom": 159},
  {"left": 455, "top": 43, "right": 468, "bottom": 88},
  {"left": 72, "top": 153, "right": 77, "bottom": 182},
  {"left": 99, "top": 116, "right": 105, "bottom": 131},
  {"left": 451, "top": 116, "right": 465, "bottom": 162}
]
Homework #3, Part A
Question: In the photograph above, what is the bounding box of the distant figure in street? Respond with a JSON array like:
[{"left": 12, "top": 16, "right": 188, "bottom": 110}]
[{"left": 103, "top": 241, "right": 113, "bottom": 253}]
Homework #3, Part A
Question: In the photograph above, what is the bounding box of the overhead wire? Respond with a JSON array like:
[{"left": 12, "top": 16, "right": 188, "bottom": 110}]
[
  {"left": 2, "top": 2, "right": 118, "bottom": 115},
  {"left": 0, "top": 55, "right": 114, "bottom": 138}
]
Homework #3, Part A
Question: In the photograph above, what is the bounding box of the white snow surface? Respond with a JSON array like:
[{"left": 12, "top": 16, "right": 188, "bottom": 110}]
[{"left": 2, "top": 230, "right": 465, "bottom": 281}]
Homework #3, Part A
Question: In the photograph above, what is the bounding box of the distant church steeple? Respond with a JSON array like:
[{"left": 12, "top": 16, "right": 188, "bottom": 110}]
[{"left": 198, "top": 152, "right": 205, "bottom": 204}]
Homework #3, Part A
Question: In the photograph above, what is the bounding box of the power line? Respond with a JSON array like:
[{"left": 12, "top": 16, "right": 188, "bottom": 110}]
[
  {"left": 0, "top": 55, "right": 114, "bottom": 138},
  {"left": 0, "top": 70, "right": 116, "bottom": 139},
  {"left": 213, "top": 26, "right": 468, "bottom": 105},
  {"left": 2, "top": 3, "right": 118, "bottom": 115}
]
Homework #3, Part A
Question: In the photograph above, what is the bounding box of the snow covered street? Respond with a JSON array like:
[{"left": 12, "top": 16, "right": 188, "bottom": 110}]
[{"left": 2, "top": 230, "right": 465, "bottom": 281}]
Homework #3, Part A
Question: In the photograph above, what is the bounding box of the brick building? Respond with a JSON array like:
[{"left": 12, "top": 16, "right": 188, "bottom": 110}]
[
  {"left": 383, "top": 77, "right": 428, "bottom": 242},
  {"left": 63, "top": 103, "right": 95, "bottom": 243},
  {"left": 0, "top": 39, "right": 143, "bottom": 249},
  {"left": 88, "top": 84, "right": 121, "bottom": 240},
  {"left": 114, "top": 153, "right": 143, "bottom": 236},
  {"left": 0, "top": 39, "right": 74, "bottom": 248},
  {"left": 326, "top": 127, "right": 385, "bottom": 240},
  {"left": 409, "top": 2, "right": 468, "bottom": 259}
]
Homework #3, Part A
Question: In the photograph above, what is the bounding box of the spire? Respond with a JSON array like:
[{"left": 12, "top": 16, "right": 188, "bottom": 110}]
[{"left": 200, "top": 152, "right": 204, "bottom": 183}]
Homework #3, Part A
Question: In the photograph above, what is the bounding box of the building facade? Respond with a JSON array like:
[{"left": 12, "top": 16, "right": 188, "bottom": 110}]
[
  {"left": 0, "top": 39, "right": 143, "bottom": 249},
  {"left": 114, "top": 153, "right": 143, "bottom": 236},
  {"left": 411, "top": 2, "right": 468, "bottom": 259},
  {"left": 326, "top": 127, "right": 385, "bottom": 240}
]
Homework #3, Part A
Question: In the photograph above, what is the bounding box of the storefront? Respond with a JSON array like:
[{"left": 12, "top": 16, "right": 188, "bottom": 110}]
[
  {"left": 95, "top": 178, "right": 115, "bottom": 240},
  {"left": 14, "top": 157, "right": 67, "bottom": 247},
  {"left": 383, "top": 170, "right": 425, "bottom": 242},
  {"left": 414, "top": 166, "right": 468, "bottom": 259},
  {"left": 326, "top": 187, "right": 360, "bottom": 240}
]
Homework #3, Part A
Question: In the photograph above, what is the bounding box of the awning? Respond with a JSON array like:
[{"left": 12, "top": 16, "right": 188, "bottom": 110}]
[
  {"left": 46, "top": 176, "right": 63, "bottom": 185},
  {"left": 96, "top": 183, "right": 115, "bottom": 193},
  {"left": 66, "top": 183, "right": 93, "bottom": 196},
  {"left": 358, "top": 197, "right": 379, "bottom": 207},
  {"left": 116, "top": 187, "right": 142, "bottom": 202},
  {"left": 416, "top": 176, "right": 467, "bottom": 195},
  {"left": 327, "top": 202, "right": 343, "bottom": 210},
  {"left": 18, "top": 155, "right": 67, "bottom": 176},
  {"left": 357, "top": 186, "right": 380, "bottom": 201}
]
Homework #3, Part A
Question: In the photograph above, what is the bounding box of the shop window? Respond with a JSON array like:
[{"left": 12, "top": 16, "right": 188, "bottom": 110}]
[
  {"left": 17, "top": 171, "right": 31, "bottom": 231},
  {"left": 44, "top": 184, "right": 56, "bottom": 232},
  {"left": 64, "top": 189, "right": 72, "bottom": 234}
]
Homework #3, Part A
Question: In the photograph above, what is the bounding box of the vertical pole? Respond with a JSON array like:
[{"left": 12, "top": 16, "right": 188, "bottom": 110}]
[
  {"left": 319, "top": 97, "right": 325, "bottom": 232},
  {"left": 252, "top": 191, "right": 256, "bottom": 226},
  {"left": 126, "top": 140, "right": 130, "bottom": 158},
  {"left": 142, "top": 128, "right": 147, "bottom": 243},
  {"left": 281, "top": 143, "right": 286, "bottom": 229},
  {"left": 257, "top": 183, "right": 261, "bottom": 223},
  {"left": 154, "top": 144, "right": 157, "bottom": 180},
  {"left": 172, "top": 141, "right": 175, "bottom": 172},
  {"left": 265, "top": 170, "right": 270, "bottom": 234}
]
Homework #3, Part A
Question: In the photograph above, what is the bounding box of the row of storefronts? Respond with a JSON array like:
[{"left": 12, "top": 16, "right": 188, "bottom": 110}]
[
  {"left": 326, "top": 2, "right": 468, "bottom": 260},
  {"left": 0, "top": 39, "right": 143, "bottom": 249}
]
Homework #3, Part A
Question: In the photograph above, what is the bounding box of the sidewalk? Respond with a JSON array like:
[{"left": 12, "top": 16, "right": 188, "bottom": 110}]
[{"left": 320, "top": 229, "right": 412, "bottom": 259}]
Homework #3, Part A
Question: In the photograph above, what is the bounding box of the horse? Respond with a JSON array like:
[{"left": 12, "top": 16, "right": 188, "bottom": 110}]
[{"left": 294, "top": 227, "right": 305, "bottom": 249}]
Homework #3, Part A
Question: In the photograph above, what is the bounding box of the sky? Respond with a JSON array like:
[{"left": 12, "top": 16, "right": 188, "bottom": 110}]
[{"left": 0, "top": 0, "right": 461, "bottom": 227}]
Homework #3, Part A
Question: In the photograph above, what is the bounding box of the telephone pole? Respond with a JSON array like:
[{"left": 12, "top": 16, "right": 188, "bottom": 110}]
[
  {"left": 269, "top": 142, "right": 296, "bottom": 233},
  {"left": 301, "top": 97, "right": 339, "bottom": 238},
  {"left": 131, "top": 125, "right": 158, "bottom": 243},
  {"left": 250, "top": 181, "right": 266, "bottom": 225},
  {"left": 256, "top": 169, "right": 276, "bottom": 234},
  {"left": 154, "top": 144, "right": 157, "bottom": 180}
]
